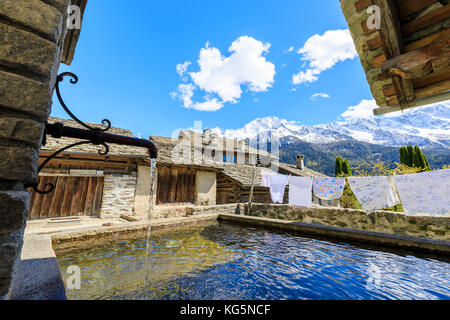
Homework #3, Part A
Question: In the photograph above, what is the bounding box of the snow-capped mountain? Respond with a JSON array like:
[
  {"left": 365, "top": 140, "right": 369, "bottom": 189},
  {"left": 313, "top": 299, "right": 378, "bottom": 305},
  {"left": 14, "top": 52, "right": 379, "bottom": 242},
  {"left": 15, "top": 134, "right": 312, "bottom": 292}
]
[{"left": 212, "top": 101, "right": 450, "bottom": 149}]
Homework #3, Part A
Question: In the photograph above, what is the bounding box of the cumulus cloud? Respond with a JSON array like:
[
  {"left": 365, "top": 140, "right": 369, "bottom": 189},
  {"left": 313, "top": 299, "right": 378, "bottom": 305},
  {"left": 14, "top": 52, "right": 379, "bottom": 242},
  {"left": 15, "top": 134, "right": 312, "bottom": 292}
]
[
  {"left": 292, "top": 29, "right": 358, "bottom": 85},
  {"left": 171, "top": 36, "right": 276, "bottom": 111},
  {"left": 311, "top": 92, "right": 330, "bottom": 101},
  {"left": 176, "top": 61, "right": 192, "bottom": 81},
  {"left": 340, "top": 99, "right": 377, "bottom": 119}
]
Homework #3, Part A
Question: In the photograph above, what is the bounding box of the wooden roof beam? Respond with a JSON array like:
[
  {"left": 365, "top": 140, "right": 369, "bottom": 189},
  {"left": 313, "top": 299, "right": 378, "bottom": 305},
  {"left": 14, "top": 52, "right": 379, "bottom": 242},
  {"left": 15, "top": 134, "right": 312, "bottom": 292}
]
[
  {"left": 397, "top": 0, "right": 438, "bottom": 18},
  {"left": 403, "top": 4, "right": 450, "bottom": 36},
  {"left": 382, "top": 37, "right": 450, "bottom": 79},
  {"left": 373, "top": 90, "right": 450, "bottom": 115},
  {"left": 374, "top": 0, "right": 416, "bottom": 106}
]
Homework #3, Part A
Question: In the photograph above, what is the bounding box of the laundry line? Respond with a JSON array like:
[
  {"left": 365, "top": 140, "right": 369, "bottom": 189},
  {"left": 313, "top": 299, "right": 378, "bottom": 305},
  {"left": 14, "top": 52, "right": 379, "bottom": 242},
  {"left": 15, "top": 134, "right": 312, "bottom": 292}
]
[{"left": 261, "top": 169, "right": 450, "bottom": 217}]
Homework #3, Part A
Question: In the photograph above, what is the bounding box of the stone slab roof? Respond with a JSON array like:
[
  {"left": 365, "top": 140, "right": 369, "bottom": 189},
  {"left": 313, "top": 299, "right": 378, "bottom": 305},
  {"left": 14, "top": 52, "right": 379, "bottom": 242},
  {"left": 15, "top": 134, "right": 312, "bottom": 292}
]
[{"left": 150, "top": 135, "right": 327, "bottom": 186}]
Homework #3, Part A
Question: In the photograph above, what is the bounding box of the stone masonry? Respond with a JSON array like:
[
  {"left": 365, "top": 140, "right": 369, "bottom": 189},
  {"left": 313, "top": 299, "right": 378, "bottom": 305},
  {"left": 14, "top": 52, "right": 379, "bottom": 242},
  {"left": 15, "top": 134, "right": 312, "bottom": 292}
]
[
  {"left": 100, "top": 173, "right": 137, "bottom": 218},
  {"left": 0, "top": 0, "right": 76, "bottom": 299}
]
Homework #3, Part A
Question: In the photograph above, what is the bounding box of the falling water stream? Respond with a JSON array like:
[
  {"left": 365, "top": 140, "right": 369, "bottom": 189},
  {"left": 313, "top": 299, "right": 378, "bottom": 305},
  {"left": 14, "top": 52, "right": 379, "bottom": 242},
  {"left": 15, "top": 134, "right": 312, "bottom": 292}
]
[{"left": 144, "top": 158, "right": 157, "bottom": 285}]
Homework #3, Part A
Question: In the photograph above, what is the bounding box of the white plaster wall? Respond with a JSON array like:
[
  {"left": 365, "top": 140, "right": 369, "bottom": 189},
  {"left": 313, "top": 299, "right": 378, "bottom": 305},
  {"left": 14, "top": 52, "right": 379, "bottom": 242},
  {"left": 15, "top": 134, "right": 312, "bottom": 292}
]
[{"left": 195, "top": 171, "right": 216, "bottom": 206}]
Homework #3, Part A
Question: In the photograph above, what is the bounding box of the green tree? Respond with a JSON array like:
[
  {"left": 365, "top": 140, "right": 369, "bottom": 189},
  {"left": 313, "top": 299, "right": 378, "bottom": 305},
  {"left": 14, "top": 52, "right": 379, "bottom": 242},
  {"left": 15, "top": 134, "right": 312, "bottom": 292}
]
[
  {"left": 423, "top": 154, "right": 431, "bottom": 171},
  {"left": 400, "top": 145, "right": 431, "bottom": 171},
  {"left": 399, "top": 146, "right": 408, "bottom": 165},
  {"left": 335, "top": 157, "right": 343, "bottom": 177},
  {"left": 413, "top": 146, "right": 424, "bottom": 168},
  {"left": 343, "top": 159, "right": 352, "bottom": 176},
  {"left": 406, "top": 145, "right": 414, "bottom": 167}
]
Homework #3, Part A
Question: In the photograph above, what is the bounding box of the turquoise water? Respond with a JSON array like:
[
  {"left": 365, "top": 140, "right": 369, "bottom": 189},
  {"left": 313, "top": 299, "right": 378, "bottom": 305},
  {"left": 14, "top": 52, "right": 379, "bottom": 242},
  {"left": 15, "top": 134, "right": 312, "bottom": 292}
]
[{"left": 56, "top": 221, "right": 450, "bottom": 300}]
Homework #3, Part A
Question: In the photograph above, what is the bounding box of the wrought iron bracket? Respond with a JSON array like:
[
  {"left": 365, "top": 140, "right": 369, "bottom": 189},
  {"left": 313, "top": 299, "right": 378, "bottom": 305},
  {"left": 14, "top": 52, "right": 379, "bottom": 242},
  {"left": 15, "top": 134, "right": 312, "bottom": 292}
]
[{"left": 25, "top": 72, "right": 157, "bottom": 194}]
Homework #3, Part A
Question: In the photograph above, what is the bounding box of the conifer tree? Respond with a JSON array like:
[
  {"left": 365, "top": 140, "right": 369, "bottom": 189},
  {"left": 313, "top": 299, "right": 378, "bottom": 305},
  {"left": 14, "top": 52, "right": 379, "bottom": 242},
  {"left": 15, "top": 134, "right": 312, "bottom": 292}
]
[
  {"left": 406, "top": 145, "right": 414, "bottom": 167},
  {"left": 423, "top": 154, "right": 431, "bottom": 171},
  {"left": 343, "top": 159, "right": 352, "bottom": 176},
  {"left": 413, "top": 146, "right": 423, "bottom": 168},
  {"left": 399, "top": 147, "right": 407, "bottom": 165},
  {"left": 399, "top": 145, "right": 431, "bottom": 171},
  {"left": 335, "top": 157, "right": 343, "bottom": 177}
]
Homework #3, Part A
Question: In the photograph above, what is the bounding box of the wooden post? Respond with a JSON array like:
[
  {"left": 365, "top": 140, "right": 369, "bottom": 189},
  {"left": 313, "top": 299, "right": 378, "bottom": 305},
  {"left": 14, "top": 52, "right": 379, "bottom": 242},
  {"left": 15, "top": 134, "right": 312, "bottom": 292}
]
[{"left": 247, "top": 166, "right": 256, "bottom": 215}]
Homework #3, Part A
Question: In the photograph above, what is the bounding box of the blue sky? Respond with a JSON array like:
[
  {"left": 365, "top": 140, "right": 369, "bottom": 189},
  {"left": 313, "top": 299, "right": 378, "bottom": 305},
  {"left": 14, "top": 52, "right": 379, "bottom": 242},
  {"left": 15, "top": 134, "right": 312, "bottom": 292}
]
[{"left": 54, "top": 0, "right": 373, "bottom": 138}]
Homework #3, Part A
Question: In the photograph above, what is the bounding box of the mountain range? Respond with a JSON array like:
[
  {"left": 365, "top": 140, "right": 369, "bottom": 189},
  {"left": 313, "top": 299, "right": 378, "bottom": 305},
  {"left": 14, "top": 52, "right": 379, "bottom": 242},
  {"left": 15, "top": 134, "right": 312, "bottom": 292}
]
[{"left": 211, "top": 101, "right": 450, "bottom": 175}]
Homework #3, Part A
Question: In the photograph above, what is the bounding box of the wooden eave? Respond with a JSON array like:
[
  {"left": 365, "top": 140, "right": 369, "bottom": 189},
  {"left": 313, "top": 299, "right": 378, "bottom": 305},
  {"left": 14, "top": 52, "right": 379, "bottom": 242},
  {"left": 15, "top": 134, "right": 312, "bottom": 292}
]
[{"left": 342, "top": 0, "right": 450, "bottom": 115}]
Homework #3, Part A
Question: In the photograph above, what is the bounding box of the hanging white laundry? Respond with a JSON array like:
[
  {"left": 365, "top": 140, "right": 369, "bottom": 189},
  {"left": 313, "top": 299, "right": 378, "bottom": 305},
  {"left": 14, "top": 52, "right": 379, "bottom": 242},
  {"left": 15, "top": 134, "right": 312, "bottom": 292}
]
[
  {"left": 261, "top": 169, "right": 272, "bottom": 187},
  {"left": 394, "top": 169, "right": 450, "bottom": 217},
  {"left": 268, "top": 174, "right": 289, "bottom": 204},
  {"left": 347, "top": 176, "right": 400, "bottom": 212},
  {"left": 288, "top": 176, "right": 313, "bottom": 207}
]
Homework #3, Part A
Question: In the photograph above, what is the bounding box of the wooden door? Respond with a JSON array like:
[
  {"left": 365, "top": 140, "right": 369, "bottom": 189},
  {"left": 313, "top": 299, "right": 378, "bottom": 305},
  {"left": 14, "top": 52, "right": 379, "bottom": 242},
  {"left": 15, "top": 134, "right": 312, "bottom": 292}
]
[
  {"left": 28, "top": 175, "right": 104, "bottom": 219},
  {"left": 156, "top": 166, "right": 196, "bottom": 204}
]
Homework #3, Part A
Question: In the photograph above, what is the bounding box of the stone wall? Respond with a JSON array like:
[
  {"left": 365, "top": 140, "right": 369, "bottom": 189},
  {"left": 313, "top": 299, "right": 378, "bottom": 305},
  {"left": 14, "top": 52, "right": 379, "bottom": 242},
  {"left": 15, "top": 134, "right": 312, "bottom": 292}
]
[
  {"left": 100, "top": 173, "right": 137, "bottom": 218},
  {"left": 0, "top": 0, "right": 73, "bottom": 299},
  {"left": 132, "top": 202, "right": 449, "bottom": 241},
  {"left": 153, "top": 203, "right": 241, "bottom": 220},
  {"left": 247, "top": 204, "right": 450, "bottom": 241}
]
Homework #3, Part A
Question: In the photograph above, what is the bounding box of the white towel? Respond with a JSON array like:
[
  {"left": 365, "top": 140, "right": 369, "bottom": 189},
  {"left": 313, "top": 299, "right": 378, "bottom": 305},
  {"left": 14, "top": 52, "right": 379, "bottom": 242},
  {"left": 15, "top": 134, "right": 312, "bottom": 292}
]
[
  {"left": 288, "top": 176, "right": 313, "bottom": 207},
  {"left": 261, "top": 169, "right": 272, "bottom": 187},
  {"left": 268, "top": 174, "right": 289, "bottom": 204},
  {"left": 394, "top": 169, "right": 450, "bottom": 217},
  {"left": 347, "top": 176, "right": 400, "bottom": 212}
]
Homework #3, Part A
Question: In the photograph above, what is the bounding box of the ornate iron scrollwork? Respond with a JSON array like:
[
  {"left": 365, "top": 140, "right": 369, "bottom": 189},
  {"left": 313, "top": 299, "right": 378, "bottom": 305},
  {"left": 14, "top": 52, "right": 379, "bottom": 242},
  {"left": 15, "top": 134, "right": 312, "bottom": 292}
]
[{"left": 25, "top": 72, "right": 158, "bottom": 194}]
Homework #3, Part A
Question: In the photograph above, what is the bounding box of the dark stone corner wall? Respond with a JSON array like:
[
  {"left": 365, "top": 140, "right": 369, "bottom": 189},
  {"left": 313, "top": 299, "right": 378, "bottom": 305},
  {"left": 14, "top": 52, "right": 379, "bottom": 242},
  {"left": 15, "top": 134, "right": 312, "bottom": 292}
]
[{"left": 0, "top": 0, "right": 75, "bottom": 299}]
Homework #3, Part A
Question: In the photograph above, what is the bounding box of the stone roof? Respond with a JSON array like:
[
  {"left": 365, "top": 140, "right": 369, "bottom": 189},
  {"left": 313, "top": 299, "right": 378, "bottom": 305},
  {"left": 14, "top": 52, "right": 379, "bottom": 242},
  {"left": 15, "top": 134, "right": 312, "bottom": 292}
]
[
  {"left": 277, "top": 162, "right": 326, "bottom": 178},
  {"left": 150, "top": 135, "right": 326, "bottom": 186},
  {"left": 42, "top": 117, "right": 149, "bottom": 157},
  {"left": 178, "top": 130, "right": 277, "bottom": 160}
]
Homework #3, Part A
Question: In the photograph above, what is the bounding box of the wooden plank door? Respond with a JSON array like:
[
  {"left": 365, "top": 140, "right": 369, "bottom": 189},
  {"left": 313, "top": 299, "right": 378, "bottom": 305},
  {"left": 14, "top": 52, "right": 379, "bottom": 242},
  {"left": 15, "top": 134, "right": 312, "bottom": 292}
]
[
  {"left": 28, "top": 176, "right": 104, "bottom": 219},
  {"left": 156, "top": 167, "right": 195, "bottom": 204}
]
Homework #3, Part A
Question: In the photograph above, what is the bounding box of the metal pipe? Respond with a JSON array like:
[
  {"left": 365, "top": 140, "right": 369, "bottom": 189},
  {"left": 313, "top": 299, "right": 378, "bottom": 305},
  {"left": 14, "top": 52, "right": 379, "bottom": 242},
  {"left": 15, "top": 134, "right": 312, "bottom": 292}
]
[{"left": 46, "top": 122, "right": 158, "bottom": 159}]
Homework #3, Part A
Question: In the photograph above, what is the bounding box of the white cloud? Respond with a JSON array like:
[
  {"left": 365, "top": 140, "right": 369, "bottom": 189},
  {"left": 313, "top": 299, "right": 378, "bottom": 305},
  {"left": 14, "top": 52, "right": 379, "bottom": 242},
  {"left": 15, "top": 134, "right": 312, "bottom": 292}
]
[
  {"left": 170, "top": 84, "right": 224, "bottom": 112},
  {"left": 191, "top": 97, "right": 223, "bottom": 112},
  {"left": 171, "top": 36, "right": 276, "bottom": 111},
  {"left": 311, "top": 92, "right": 330, "bottom": 101},
  {"left": 283, "top": 46, "right": 294, "bottom": 54},
  {"left": 340, "top": 99, "right": 377, "bottom": 119},
  {"left": 292, "top": 29, "right": 358, "bottom": 85},
  {"left": 171, "top": 83, "right": 195, "bottom": 108},
  {"left": 176, "top": 61, "right": 191, "bottom": 81}
]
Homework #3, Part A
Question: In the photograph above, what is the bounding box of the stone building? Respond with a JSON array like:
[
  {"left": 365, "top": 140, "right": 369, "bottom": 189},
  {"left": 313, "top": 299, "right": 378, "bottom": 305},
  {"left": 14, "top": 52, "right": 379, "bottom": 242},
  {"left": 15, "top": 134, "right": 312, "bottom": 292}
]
[
  {"left": 150, "top": 130, "right": 339, "bottom": 210},
  {"left": 28, "top": 117, "right": 153, "bottom": 220},
  {"left": 0, "top": 0, "right": 88, "bottom": 298}
]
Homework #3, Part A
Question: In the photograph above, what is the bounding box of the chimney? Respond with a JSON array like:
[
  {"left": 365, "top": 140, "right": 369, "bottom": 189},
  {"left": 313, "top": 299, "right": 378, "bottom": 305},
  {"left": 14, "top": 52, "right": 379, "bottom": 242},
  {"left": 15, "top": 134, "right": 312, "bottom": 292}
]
[{"left": 296, "top": 153, "right": 305, "bottom": 170}]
